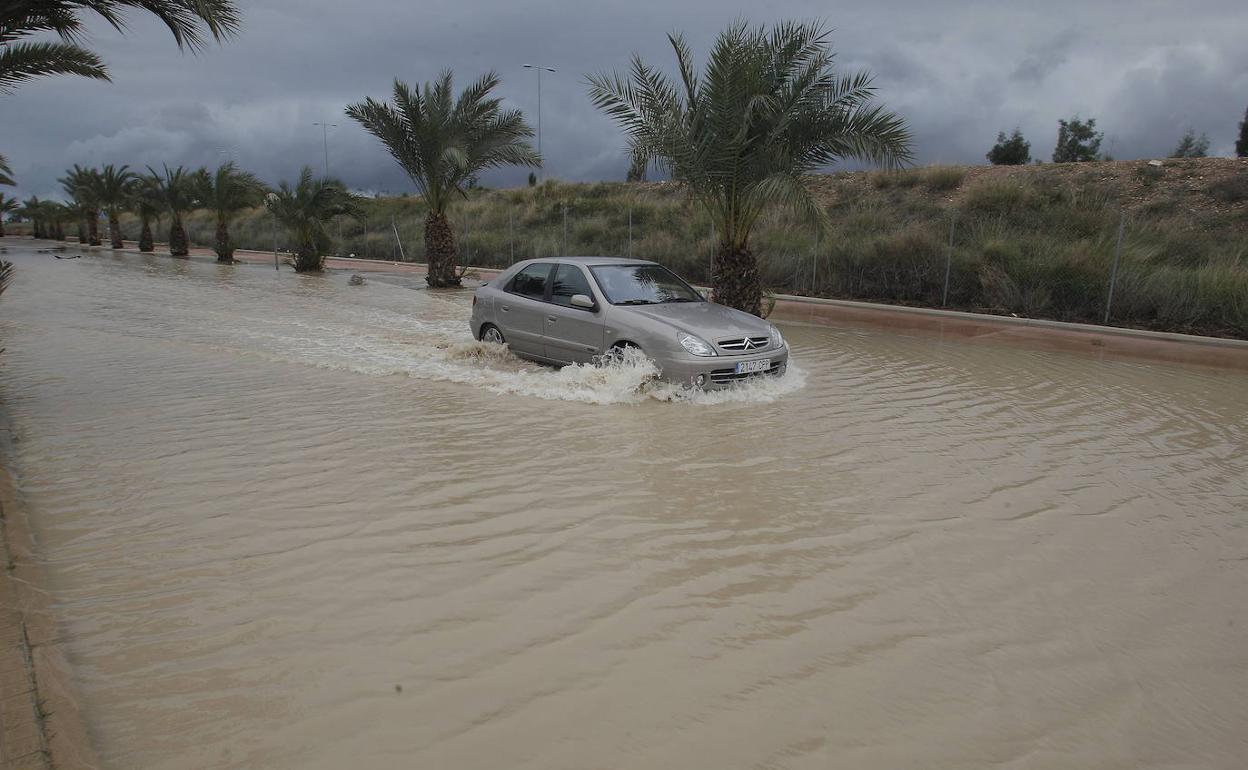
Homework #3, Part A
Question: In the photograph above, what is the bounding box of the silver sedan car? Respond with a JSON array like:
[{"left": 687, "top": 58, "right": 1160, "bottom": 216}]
[{"left": 470, "top": 257, "right": 788, "bottom": 388}]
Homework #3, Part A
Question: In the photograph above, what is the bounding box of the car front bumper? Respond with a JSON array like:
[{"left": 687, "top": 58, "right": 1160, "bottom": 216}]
[{"left": 657, "top": 346, "right": 789, "bottom": 389}]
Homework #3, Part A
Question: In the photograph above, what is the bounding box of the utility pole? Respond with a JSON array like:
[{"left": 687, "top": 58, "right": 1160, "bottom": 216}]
[
  {"left": 522, "top": 64, "right": 556, "bottom": 181},
  {"left": 312, "top": 121, "right": 336, "bottom": 178}
]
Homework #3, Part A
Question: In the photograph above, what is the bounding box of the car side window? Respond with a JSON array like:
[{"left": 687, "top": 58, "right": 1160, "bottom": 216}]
[
  {"left": 550, "top": 264, "right": 594, "bottom": 308},
  {"left": 507, "top": 263, "right": 553, "bottom": 300}
]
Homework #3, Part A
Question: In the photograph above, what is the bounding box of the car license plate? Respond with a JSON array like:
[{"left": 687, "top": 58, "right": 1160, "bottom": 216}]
[{"left": 735, "top": 359, "right": 770, "bottom": 375}]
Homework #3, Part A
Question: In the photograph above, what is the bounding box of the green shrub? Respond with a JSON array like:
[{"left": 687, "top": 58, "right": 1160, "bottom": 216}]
[
  {"left": 1207, "top": 174, "right": 1248, "bottom": 204},
  {"left": 920, "top": 166, "right": 966, "bottom": 191}
]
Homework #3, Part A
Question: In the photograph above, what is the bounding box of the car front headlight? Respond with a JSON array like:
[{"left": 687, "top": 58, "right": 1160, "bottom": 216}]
[
  {"left": 678, "top": 331, "right": 717, "bottom": 357},
  {"left": 769, "top": 324, "right": 785, "bottom": 349}
]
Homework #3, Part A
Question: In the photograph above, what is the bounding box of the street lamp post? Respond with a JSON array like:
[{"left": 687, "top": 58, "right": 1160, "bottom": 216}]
[
  {"left": 522, "top": 64, "right": 555, "bottom": 181},
  {"left": 312, "top": 121, "right": 337, "bottom": 178}
]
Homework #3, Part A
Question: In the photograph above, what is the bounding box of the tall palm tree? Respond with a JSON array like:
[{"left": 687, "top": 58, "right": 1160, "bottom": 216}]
[
  {"left": 149, "top": 164, "right": 203, "bottom": 256},
  {"left": 588, "top": 21, "right": 913, "bottom": 315},
  {"left": 199, "top": 161, "right": 265, "bottom": 262},
  {"left": 0, "top": 1, "right": 240, "bottom": 93},
  {"left": 346, "top": 71, "right": 540, "bottom": 287},
  {"left": 129, "top": 173, "right": 164, "bottom": 253},
  {"left": 96, "top": 163, "right": 137, "bottom": 248},
  {"left": 264, "top": 167, "right": 360, "bottom": 272},
  {"left": 18, "top": 196, "right": 44, "bottom": 239},
  {"left": 0, "top": 193, "right": 17, "bottom": 236},
  {"left": 59, "top": 164, "right": 101, "bottom": 245}
]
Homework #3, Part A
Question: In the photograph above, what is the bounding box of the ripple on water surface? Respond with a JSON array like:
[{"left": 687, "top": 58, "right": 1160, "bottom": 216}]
[{"left": 0, "top": 246, "right": 1246, "bottom": 770}]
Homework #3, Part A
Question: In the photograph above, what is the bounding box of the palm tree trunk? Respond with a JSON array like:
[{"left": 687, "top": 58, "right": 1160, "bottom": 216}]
[
  {"left": 293, "top": 239, "right": 321, "bottom": 272},
  {"left": 0, "top": 219, "right": 5, "bottom": 238},
  {"left": 139, "top": 218, "right": 154, "bottom": 252},
  {"left": 215, "top": 213, "right": 233, "bottom": 262},
  {"left": 55, "top": 221, "right": 66, "bottom": 241},
  {"left": 713, "top": 243, "right": 763, "bottom": 316},
  {"left": 109, "top": 212, "right": 124, "bottom": 249},
  {"left": 77, "top": 220, "right": 87, "bottom": 244},
  {"left": 87, "top": 209, "right": 101, "bottom": 246},
  {"left": 169, "top": 215, "right": 189, "bottom": 257},
  {"left": 424, "top": 212, "right": 460, "bottom": 288}
]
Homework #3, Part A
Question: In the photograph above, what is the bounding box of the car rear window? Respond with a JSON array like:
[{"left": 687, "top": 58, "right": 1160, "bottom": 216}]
[{"left": 508, "top": 263, "right": 553, "bottom": 300}]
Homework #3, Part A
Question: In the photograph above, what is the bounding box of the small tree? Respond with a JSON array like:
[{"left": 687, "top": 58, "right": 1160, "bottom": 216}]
[
  {"left": 264, "top": 167, "right": 361, "bottom": 272},
  {"left": 199, "top": 162, "right": 266, "bottom": 261},
  {"left": 987, "top": 128, "right": 1031, "bottom": 165},
  {"left": 129, "top": 174, "right": 164, "bottom": 252},
  {"left": 1236, "top": 106, "right": 1248, "bottom": 158},
  {"left": 1052, "top": 117, "right": 1103, "bottom": 163},
  {"left": 347, "top": 72, "right": 540, "bottom": 287},
  {"left": 590, "top": 21, "right": 912, "bottom": 314},
  {"left": 149, "top": 164, "right": 203, "bottom": 256},
  {"left": 1170, "top": 129, "right": 1209, "bottom": 158},
  {"left": 59, "top": 165, "right": 101, "bottom": 245},
  {"left": 0, "top": 194, "right": 16, "bottom": 237},
  {"left": 96, "top": 164, "right": 138, "bottom": 248},
  {"left": 528, "top": 171, "right": 537, "bottom": 187}
]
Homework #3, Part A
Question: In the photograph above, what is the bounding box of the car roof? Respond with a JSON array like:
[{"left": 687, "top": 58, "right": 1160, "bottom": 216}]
[{"left": 523, "top": 256, "right": 656, "bottom": 267}]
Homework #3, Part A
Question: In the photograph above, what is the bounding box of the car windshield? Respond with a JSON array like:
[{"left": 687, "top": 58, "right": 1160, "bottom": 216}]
[{"left": 589, "top": 264, "right": 703, "bottom": 305}]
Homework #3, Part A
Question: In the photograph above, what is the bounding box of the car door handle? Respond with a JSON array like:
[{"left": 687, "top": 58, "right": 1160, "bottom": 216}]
[
  {"left": 547, "top": 316, "right": 558, "bottom": 323},
  {"left": 500, "top": 305, "right": 510, "bottom": 312}
]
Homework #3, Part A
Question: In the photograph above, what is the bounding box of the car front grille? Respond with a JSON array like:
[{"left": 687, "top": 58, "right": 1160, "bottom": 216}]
[
  {"left": 717, "top": 336, "right": 770, "bottom": 352},
  {"left": 708, "top": 361, "right": 786, "bottom": 385}
]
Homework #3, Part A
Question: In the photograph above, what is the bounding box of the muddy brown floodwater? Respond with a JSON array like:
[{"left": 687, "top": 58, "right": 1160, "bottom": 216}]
[{"left": 0, "top": 244, "right": 1246, "bottom": 769}]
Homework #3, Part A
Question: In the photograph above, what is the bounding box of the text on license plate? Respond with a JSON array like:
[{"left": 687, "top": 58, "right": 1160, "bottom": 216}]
[{"left": 735, "top": 359, "right": 770, "bottom": 374}]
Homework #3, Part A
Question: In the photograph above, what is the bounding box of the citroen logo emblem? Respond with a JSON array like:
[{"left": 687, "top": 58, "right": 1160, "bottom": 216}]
[{"left": 741, "top": 338, "right": 757, "bottom": 350}]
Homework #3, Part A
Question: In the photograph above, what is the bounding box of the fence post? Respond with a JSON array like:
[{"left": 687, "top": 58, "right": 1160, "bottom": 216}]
[
  {"left": 812, "top": 228, "right": 819, "bottom": 293},
  {"left": 508, "top": 209, "right": 514, "bottom": 265},
  {"left": 391, "top": 215, "right": 406, "bottom": 262},
  {"left": 941, "top": 212, "right": 957, "bottom": 307},
  {"left": 1104, "top": 210, "right": 1126, "bottom": 325},
  {"left": 562, "top": 201, "right": 568, "bottom": 256},
  {"left": 709, "top": 223, "right": 715, "bottom": 285},
  {"left": 628, "top": 207, "right": 633, "bottom": 258}
]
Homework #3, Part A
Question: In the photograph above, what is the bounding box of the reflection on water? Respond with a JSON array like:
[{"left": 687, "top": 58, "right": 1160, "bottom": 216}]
[{"left": 1, "top": 245, "right": 1246, "bottom": 769}]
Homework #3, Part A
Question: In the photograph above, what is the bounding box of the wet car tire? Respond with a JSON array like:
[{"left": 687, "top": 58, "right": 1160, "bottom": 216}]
[{"left": 481, "top": 325, "right": 505, "bottom": 345}]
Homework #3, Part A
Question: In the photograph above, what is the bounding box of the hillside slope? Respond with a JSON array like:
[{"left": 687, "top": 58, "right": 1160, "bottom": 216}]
[{"left": 121, "top": 156, "right": 1248, "bottom": 337}]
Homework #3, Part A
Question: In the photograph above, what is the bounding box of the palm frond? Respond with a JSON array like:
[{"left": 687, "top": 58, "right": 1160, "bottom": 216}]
[{"left": 0, "top": 39, "right": 107, "bottom": 91}]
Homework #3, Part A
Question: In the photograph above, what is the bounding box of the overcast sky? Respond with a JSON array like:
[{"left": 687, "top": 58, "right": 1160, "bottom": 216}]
[{"left": 4, "top": 0, "right": 1247, "bottom": 200}]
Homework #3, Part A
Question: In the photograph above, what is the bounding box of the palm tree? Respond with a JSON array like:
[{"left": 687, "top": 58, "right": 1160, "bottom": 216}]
[
  {"left": 129, "top": 173, "right": 164, "bottom": 253},
  {"left": 0, "top": 194, "right": 17, "bottom": 237},
  {"left": 588, "top": 21, "right": 913, "bottom": 315},
  {"left": 0, "top": 153, "right": 13, "bottom": 186},
  {"left": 96, "top": 164, "right": 137, "bottom": 248},
  {"left": 39, "top": 200, "right": 69, "bottom": 241},
  {"left": 149, "top": 164, "right": 203, "bottom": 256},
  {"left": 18, "top": 196, "right": 44, "bottom": 239},
  {"left": 59, "top": 164, "right": 101, "bottom": 245},
  {"left": 264, "top": 167, "right": 361, "bottom": 272},
  {"left": 346, "top": 71, "right": 540, "bottom": 287},
  {"left": 0, "top": 1, "right": 240, "bottom": 93},
  {"left": 199, "top": 162, "right": 265, "bottom": 262}
]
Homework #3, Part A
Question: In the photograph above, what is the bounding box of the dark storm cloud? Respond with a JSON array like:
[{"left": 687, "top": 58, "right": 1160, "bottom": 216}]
[{"left": 3, "top": 0, "right": 1247, "bottom": 200}]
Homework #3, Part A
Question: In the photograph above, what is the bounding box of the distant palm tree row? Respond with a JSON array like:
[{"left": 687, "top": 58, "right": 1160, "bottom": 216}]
[{"left": 8, "top": 163, "right": 360, "bottom": 272}]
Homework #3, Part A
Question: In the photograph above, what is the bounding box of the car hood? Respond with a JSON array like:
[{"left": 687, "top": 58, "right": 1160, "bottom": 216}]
[{"left": 621, "top": 301, "right": 770, "bottom": 340}]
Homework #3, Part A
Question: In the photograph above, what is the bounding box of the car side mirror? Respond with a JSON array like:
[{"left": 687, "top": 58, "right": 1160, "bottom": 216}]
[{"left": 570, "top": 294, "right": 595, "bottom": 309}]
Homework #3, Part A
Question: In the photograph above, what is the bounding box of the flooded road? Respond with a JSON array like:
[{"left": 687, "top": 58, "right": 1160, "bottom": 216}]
[{"left": 1, "top": 244, "right": 1246, "bottom": 769}]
